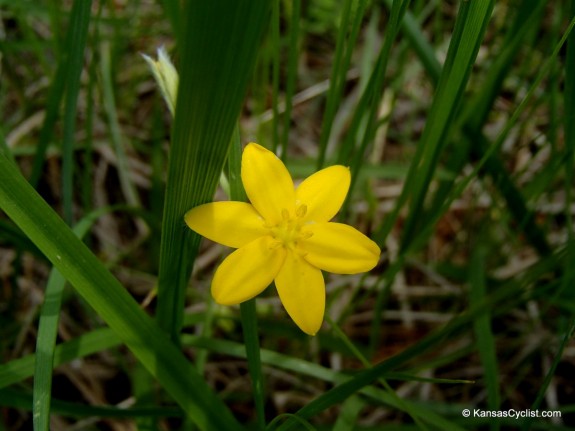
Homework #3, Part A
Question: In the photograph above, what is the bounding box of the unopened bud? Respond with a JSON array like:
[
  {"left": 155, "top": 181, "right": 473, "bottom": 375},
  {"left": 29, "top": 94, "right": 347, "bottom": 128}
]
[{"left": 142, "top": 46, "right": 178, "bottom": 116}]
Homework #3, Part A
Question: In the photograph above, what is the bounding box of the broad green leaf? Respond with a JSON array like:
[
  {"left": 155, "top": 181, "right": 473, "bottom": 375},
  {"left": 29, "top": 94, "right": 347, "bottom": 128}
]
[{"left": 155, "top": 0, "right": 272, "bottom": 344}]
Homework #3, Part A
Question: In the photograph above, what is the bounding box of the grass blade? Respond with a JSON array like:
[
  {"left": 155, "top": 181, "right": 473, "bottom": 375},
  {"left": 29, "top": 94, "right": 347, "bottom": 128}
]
[
  {"left": 33, "top": 206, "right": 106, "bottom": 431},
  {"left": 469, "top": 243, "right": 500, "bottom": 426},
  {"left": 317, "top": 0, "right": 367, "bottom": 168},
  {"left": 155, "top": 0, "right": 272, "bottom": 343},
  {"left": 32, "top": 269, "right": 66, "bottom": 431},
  {"left": 3, "top": 387, "right": 182, "bottom": 420},
  {"left": 100, "top": 41, "right": 140, "bottom": 208},
  {"left": 343, "top": 0, "right": 410, "bottom": 206},
  {"left": 522, "top": 319, "right": 575, "bottom": 431},
  {"left": 0, "top": 327, "right": 119, "bottom": 390},
  {"left": 29, "top": 46, "right": 65, "bottom": 186},
  {"left": 280, "top": 0, "right": 300, "bottom": 161},
  {"left": 565, "top": 0, "right": 575, "bottom": 241},
  {"left": 60, "top": 0, "right": 92, "bottom": 225},
  {"left": 269, "top": 0, "right": 281, "bottom": 153},
  {"left": 397, "top": 0, "right": 495, "bottom": 250},
  {"left": 240, "top": 300, "right": 266, "bottom": 429},
  {"left": 384, "top": 0, "right": 441, "bottom": 84},
  {"left": 228, "top": 127, "right": 267, "bottom": 429}
]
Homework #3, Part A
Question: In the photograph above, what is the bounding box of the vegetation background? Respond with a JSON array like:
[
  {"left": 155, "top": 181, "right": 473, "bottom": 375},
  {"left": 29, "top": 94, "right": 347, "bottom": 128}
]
[{"left": 0, "top": 0, "right": 574, "bottom": 430}]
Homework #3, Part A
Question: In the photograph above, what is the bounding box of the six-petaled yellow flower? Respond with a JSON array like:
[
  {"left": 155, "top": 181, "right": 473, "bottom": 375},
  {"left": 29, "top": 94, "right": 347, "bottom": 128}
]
[{"left": 185, "top": 143, "right": 380, "bottom": 335}]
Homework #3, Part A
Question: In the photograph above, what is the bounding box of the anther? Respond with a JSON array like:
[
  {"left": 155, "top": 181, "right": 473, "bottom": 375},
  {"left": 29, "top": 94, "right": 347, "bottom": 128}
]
[
  {"left": 296, "top": 204, "right": 307, "bottom": 218},
  {"left": 269, "top": 240, "right": 283, "bottom": 250},
  {"left": 281, "top": 208, "right": 290, "bottom": 221}
]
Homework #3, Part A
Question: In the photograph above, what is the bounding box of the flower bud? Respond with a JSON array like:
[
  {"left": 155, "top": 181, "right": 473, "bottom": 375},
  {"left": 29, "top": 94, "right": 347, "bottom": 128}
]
[{"left": 142, "top": 46, "right": 178, "bottom": 116}]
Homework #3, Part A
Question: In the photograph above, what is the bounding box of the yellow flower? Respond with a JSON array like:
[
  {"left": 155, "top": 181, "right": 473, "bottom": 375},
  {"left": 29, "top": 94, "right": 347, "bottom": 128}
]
[{"left": 185, "top": 143, "right": 380, "bottom": 335}]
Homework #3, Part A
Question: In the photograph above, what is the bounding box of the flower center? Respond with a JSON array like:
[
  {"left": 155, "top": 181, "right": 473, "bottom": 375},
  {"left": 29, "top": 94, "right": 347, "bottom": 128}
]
[{"left": 269, "top": 205, "right": 312, "bottom": 250}]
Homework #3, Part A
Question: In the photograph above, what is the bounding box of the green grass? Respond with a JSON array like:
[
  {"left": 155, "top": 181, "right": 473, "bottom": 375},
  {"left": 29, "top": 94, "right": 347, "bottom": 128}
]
[{"left": 0, "top": 1, "right": 574, "bottom": 430}]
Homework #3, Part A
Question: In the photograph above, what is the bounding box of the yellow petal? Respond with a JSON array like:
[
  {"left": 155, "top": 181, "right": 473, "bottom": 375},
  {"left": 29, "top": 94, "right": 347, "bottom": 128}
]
[
  {"left": 185, "top": 202, "right": 267, "bottom": 248},
  {"left": 241, "top": 143, "right": 295, "bottom": 224},
  {"left": 301, "top": 222, "right": 380, "bottom": 274},
  {"left": 296, "top": 165, "right": 350, "bottom": 222},
  {"left": 212, "top": 236, "right": 286, "bottom": 305},
  {"left": 275, "top": 250, "right": 325, "bottom": 335}
]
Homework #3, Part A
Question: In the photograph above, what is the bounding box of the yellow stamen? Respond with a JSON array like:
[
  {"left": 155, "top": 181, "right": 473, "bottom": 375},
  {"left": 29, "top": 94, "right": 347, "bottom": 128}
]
[{"left": 269, "top": 207, "right": 312, "bottom": 250}]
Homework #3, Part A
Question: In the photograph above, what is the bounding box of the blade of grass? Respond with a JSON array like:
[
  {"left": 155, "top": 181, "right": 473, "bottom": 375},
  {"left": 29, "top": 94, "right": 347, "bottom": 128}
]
[
  {"left": 233, "top": 273, "right": 266, "bottom": 421},
  {"left": 469, "top": 135, "right": 551, "bottom": 257},
  {"left": 240, "top": 300, "right": 266, "bottom": 429},
  {"left": 132, "top": 362, "right": 158, "bottom": 431},
  {"left": 81, "top": 1, "right": 103, "bottom": 216},
  {"left": 316, "top": 0, "right": 367, "bottom": 168},
  {"left": 335, "top": 0, "right": 407, "bottom": 169},
  {"left": 469, "top": 242, "right": 500, "bottom": 428},
  {"left": 279, "top": 0, "right": 300, "bottom": 161},
  {"left": 560, "top": 0, "right": 575, "bottom": 326},
  {"left": 60, "top": 0, "right": 92, "bottom": 225},
  {"left": 0, "top": 134, "right": 15, "bottom": 165},
  {"left": 266, "top": 414, "right": 315, "bottom": 431},
  {"left": 29, "top": 41, "right": 66, "bottom": 187},
  {"left": 522, "top": 319, "right": 575, "bottom": 431},
  {"left": 33, "top": 270, "right": 66, "bottom": 431},
  {"left": 189, "top": 336, "right": 359, "bottom": 384},
  {"left": 565, "top": 0, "right": 575, "bottom": 243},
  {"left": 2, "top": 387, "right": 182, "bottom": 420},
  {"left": 397, "top": 0, "right": 495, "bottom": 251},
  {"left": 343, "top": 0, "right": 411, "bottom": 210},
  {"left": 271, "top": 0, "right": 280, "bottom": 153},
  {"left": 155, "top": 0, "right": 272, "bottom": 343},
  {"left": 547, "top": 10, "right": 563, "bottom": 153},
  {"left": 383, "top": 0, "right": 441, "bottom": 84},
  {"left": 0, "top": 327, "right": 118, "bottom": 390},
  {"left": 100, "top": 41, "right": 140, "bottom": 208},
  {"left": 315, "top": 0, "right": 353, "bottom": 168},
  {"left": 327, "top": 316, "right": 431, "bottom": 431},
  {"left": 33, "top": 205, "right": 113, "bottom": 431},
  {"left": 332, "top": 396, "right": 364, "bottom": 431},
  {"left": 228, "top": 127, "right": 266, "bottom": 429},
  {"left": 0, "top": 219, "right": 44, "bottom": 259},
  {"left": 0, "top": 153, "right": 243, "bottom": 430}
]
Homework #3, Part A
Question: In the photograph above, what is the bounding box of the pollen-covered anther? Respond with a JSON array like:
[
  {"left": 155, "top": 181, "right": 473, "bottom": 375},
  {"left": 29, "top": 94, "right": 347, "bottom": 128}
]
[
  {"left": 268, "top": 209, "right": 310, "bottom": 250},
  {"left": 296, "top": 204, "right": 307, "bottom": 218},
  {"left": 269, "top": 240, "right": 283, "bottom": 250}
]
